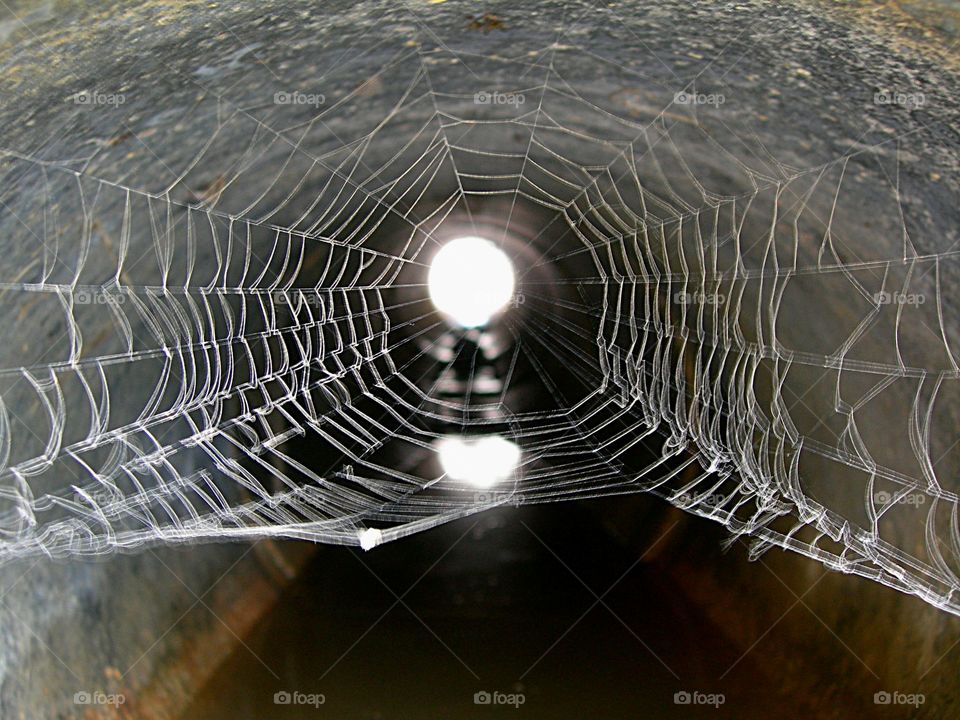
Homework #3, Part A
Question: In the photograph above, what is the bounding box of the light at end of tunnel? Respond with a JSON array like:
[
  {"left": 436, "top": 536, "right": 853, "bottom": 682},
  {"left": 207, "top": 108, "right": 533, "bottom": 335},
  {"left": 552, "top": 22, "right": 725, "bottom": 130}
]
[
  {"left": 436, "top": 435, "right": 521, "bottom": 489},
  {"left": 428, "top": 236, "right": 515, "bottom": 327},
  {"left": 358, "top": 527, "right": 383, "bottom": 551}
]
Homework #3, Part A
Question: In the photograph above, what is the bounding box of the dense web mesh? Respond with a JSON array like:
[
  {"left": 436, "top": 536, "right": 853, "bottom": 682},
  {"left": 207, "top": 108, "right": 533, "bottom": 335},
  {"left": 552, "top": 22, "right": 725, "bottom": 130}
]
[{"left": 2, "top": 33, "right": 960, "bottom": 617}]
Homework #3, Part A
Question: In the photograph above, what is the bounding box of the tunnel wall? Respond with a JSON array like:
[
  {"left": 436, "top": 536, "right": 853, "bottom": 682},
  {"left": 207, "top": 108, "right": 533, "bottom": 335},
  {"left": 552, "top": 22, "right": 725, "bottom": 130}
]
[{"left": 2, "top": 1, "right": 960, "bottom": 717}]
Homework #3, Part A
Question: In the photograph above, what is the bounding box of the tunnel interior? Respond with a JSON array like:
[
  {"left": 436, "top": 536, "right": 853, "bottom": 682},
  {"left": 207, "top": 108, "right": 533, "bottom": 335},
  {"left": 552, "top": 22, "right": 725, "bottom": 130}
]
[{"left": 2, "top": 1, "right": 960, "bottom": 718}]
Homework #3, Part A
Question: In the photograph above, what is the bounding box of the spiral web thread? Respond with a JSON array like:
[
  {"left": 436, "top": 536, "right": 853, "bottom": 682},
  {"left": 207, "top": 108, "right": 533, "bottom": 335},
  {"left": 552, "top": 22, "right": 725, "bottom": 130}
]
[{"left": 2, "top": 38, "right": 960, "bottom": 615}]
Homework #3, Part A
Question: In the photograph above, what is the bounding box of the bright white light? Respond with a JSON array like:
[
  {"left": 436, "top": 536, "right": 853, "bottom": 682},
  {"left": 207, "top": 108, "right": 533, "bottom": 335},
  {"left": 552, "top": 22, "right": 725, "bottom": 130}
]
[
  {"left": 436, "top": 435, "right": 521, "bottom": 488},
  {"left": 428, "top": 236, "right": 515, "bottom": 327}
]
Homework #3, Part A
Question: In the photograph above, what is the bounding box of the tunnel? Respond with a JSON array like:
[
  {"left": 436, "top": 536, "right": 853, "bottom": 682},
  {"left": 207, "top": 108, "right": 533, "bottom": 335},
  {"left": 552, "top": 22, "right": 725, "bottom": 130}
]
[{"left": 1, "top": 0, "right": 960, "bottom": 717}]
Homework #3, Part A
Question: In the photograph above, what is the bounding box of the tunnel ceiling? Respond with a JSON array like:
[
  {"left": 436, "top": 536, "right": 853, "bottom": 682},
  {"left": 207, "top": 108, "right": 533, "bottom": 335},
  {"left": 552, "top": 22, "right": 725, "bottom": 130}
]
[{"left": 2, "top": 0, "right": 960, "bottom": 618}]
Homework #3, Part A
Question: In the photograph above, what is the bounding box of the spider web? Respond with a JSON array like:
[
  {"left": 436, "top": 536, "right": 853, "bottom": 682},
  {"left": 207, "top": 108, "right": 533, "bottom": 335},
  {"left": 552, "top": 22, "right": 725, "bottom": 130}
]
[{"left": 2, "top": 34, "right": 960, "bottom": 617}]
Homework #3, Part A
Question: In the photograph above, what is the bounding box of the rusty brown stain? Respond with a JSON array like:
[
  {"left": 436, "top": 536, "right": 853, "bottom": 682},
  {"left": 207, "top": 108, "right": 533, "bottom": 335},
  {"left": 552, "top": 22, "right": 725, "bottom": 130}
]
[
  {"left": 85, "top": 326, "right": 115, "bottom": 353},
  {"left": 85, "top": 541, "right": 316, "bottom": 720},
  {"left": 354, "top": 75, "right": 385, "bottom": 98},
  {"left": 185, "top": 174, "right": 228, "bottom": 205},
  {"left": 15, "top": 295, "right": 40, "bottom": 323},
  {"left": 466, "top": 13, "right": 506, "bottom": 33},
  {"left": 104, "top": 132, "right": 134, "bottom": 148}
]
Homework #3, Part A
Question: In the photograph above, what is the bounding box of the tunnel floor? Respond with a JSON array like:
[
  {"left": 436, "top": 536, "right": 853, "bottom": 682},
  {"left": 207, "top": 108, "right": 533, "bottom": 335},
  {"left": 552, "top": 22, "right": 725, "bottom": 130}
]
[{"left": 181, "top": 499, "right": 813, "bottom": 719}]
